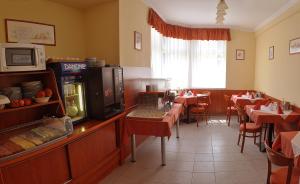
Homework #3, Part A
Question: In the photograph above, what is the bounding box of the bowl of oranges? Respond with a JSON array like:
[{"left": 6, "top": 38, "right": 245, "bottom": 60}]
[{"left": 33, "top": 88, "right": 53, "bottom": 103}]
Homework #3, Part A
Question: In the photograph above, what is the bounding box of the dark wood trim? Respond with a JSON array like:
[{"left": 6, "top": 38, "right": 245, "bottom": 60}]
[{"left": 5, "top": 18, "right": 56, "bottom": 46}]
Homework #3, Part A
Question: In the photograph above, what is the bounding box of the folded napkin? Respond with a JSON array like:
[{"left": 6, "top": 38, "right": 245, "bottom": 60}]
[
  {"left": 264, "top": 100, "right": 271, "bottom": 106},
  {"left": 277, "top": 105, "right": 283, "bottom": 114}
]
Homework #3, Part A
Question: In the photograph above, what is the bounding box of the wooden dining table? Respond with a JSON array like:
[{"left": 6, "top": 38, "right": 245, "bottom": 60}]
[
  {"left": 272, "top": 131, "right": 300, "bottom": 177},
  {"left": 245, "top": 105, "right": 300, "bottom": 151},
  {"left": 174, "top": 94, "right": 208, "bottom": 123},
  {"left": 123, "top": 103, "right": 183, "bottom": 166}
]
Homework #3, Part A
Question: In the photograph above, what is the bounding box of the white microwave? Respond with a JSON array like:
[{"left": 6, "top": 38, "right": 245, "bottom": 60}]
[{"left": 0, "top": 43, "right": 46, "bottom": 72}]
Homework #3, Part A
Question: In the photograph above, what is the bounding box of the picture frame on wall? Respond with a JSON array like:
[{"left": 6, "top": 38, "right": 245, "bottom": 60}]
[
  {"left": 134, "top": 31, "right": 142, "bottom": 50},
  {"left": 5, "top": 19, "right": 56, "bottom": 46},
  {"left": 289, "top": 37, "right": 300, "bottom": 55},
  {"left": 269, "top": 46, "right": 274, "bottom": 60},
  {"left": 236, "top": 49, "right": 245, "bottom": 60}
]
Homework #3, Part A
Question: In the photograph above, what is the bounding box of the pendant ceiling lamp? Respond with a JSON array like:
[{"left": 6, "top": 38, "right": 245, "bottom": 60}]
[{"left": 216, "top": 0, "right": 228, "bottom": 25}]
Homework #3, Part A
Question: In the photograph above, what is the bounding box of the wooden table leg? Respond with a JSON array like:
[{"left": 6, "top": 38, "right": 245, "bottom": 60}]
[
  {"left": 161, "top": 136, "right": 166, "bottom": 166},
  {"left": 131, "top": 134, "right": 136, "bottom": 162},
  {"left": 187, "top": 105, "right": 190, "bottom": 123},
  {"left": 176, "top": 119, "right": 180, "bottom": 138}
]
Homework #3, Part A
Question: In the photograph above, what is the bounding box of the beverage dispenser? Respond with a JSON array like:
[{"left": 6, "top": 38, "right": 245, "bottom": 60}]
[{"left": 47, "top": 61, "right": 87, "bottom": 124}]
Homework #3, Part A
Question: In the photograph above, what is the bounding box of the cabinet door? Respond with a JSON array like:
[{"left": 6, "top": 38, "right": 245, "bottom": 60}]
[
  {"left": 2, "top": 147, "right": 70, "bottom": 184},
  {"left": 68, "top": 123, "right": 117, "bottom": 178},
  {"left": 0, "top": 169, "right": 4, "bottom": 184}
]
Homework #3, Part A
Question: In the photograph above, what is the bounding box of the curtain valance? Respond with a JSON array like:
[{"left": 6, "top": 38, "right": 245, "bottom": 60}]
[{"left": 148, "top": 8, "right": 231, "bottom": 41}]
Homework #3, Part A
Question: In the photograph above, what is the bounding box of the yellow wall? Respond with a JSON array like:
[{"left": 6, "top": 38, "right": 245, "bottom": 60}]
[
  {"left": 119, "top": 0, "right": 151, "bottom": 67},
  {"left": 0, "top": 0, "right": 86, "bottom": 59},
  {"left": 84, "top": 0, "right": 119, "bottom": 65},
  {"left": 226, "top": 30, "right": 256, "bottom": 90},
  {"left": 255, "top": 3, "right": 300, "bottom": 106}
]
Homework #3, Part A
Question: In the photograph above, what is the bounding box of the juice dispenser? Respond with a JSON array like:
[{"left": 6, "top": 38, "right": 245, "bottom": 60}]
[{"left": 47, "top": 61, "right": 87, "bottom": 124}]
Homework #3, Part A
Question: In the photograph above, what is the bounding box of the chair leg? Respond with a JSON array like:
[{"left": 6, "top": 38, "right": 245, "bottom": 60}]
[
  {"left": 254, "top": 133, "right": 256, "bottom": 144},
  {"left": 205, "top": 112, "right": 208, "bottom": 125},
  {"left": 241, "top": 132, "right": 246, "bottom": 153},
  {"left": 228, "top": 109, "right": 231, "bottom": 126},
  {"left": 263, "top": 126, "right": 267, "bottom": 141},
  {"left": 237, "top": 132, "right": 241, "bottom": 145},
  {"left": 259, "top": 131, "right": 262, "bottom": 150}
]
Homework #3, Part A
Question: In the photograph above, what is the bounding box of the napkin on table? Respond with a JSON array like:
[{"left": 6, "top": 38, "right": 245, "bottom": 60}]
[{"left": 277, "top": 105, "right": 283, "bottom": 114}]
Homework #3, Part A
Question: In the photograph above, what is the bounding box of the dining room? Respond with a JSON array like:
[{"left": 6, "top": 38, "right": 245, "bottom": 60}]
[
  {"left": 0, "top": 0, "right": 300, "bottom": 184},
  {"left": 101, "top": 0, "right": 300, "bottom": 184}
]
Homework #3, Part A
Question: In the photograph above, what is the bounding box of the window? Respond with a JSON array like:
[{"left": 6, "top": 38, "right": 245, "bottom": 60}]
[{"left": 151, "top": 28, "right": 227, "bottom": 89}]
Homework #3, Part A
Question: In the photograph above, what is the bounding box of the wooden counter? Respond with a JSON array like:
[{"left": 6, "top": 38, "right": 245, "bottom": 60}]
[{"left": 0, "top": 112, "right": 125, "bottom": 184}]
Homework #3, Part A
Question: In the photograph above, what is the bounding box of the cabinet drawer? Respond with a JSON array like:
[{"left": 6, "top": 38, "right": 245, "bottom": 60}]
[{"left": 2, "top": 147, "right": 70, "bottom": 184}]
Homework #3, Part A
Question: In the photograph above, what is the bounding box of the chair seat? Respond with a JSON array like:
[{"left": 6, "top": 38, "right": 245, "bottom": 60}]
[
  {"left": 270, "top": 167, "right": 300, "bottom": 184},
  {"left": 239, "top": 123, "right": 261, "bottom": 132},
  {"left": 190, "top": 106, "right": 206, "bottom": 114}
]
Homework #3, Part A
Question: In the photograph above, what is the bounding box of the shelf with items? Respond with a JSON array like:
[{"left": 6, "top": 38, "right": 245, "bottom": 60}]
[
  {"left": 0, "top": 70, "right": 65, "bottom": 130},
  {"left": 0, "top": 100, "right": 60, "bottom": 115}
]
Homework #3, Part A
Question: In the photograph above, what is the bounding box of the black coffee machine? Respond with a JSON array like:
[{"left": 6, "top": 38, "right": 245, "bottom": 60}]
[
  {"left": 47, "top": 61, "right": 88, "bottom": 124},
  {"left": 84, "top": 66, "right": 124, "bottom": 120}
]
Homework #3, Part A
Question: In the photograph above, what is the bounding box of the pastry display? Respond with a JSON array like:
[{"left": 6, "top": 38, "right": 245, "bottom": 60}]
[
  {"left": 10, "top": 136, "right": 36, "bottom": 150},
  {"left": 0, "top": 146, "right": 12, "bottom": 157},
  {"left": 2, "top": 141, "right": 24, "bottom": 154},
  {"left": 0, "top": 116, "right": 73, "bottom": 160},
  {"left": 19, "top": 132, "right": 44, "bottom": 145}
]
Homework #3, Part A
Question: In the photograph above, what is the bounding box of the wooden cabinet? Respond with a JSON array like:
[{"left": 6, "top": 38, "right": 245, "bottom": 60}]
[
  {"left": 68, "top": 123, "right": 117, "bottom": 179},
  {"left": 1, "top": 147, "right": 70, "bottom": 184}
]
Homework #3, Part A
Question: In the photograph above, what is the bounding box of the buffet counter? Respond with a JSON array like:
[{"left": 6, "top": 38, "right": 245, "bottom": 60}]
[{"left": 0, "top": 112, "right": 125, "bottom": 184}]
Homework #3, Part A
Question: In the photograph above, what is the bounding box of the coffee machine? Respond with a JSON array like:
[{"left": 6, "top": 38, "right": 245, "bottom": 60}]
[
  {"left": 47, "top": 61, "right": 88, "bottom": 124},
  {"left": 84, "top": 66, "right": 124, "bottom": 120}
]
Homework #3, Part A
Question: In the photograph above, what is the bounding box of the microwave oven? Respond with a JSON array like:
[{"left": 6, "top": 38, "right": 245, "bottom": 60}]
[{"left": 0, "top": 43, "right": 46, "bottom": 72}]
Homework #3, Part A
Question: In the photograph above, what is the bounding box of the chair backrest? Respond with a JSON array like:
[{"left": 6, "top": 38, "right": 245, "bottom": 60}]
[
  {"left": 196, "top": 95, "right": 210, "bottom": 105},
  {"left": 202, "top": 91, "right": 211, "bottom": 104},
  {"left": 264, "top": 141, "right": 294, "bottom": 184},
  {"left": 236, "top": 105, "right": 247, "bottom": 123},
  {"left": 224, "top": 94, "right": 232, "bottom": 107}
]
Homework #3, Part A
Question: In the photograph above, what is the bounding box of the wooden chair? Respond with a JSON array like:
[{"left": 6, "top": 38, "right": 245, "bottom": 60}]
[
  {"left": 224, "top": 94, "right": 237, "bottom": 126},
  {"left": 264, "top": 141, "right": 300, "bottom": 184},
  {"left": 236, "top": 105, "right": 262, "bottom": 153},
  {"left": 190, "top": 94, "right": 210, "bottom": 127}
]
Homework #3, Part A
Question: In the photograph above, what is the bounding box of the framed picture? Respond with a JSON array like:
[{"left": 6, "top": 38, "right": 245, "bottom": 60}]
[
  {"left": 269, "top": 46, "right": 274, "bottom": 60},
  {"left": 134, "top": 31, "right": 142, "bottom": 50},
  {"left": 5, "top": 19, "right": 56, "bottom": 46},
  {"left": 289, "top": 37, "right": 300, "bottom": 55},
  {"left": 236, "top": 49, "right": 245, "bottom": 60}
]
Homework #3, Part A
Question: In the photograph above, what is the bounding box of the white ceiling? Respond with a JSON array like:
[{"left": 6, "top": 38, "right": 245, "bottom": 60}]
[
  {"left": 144, "top": 0, "right": 299, "bottom": 31},
  {"left": 49, "top": 0, "right": 113, "bottom": 9}
]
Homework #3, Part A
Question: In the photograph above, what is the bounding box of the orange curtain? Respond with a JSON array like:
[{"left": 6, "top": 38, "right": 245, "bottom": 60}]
[{"left": 148, "top": 8, "right": 231, "bottom": 41}]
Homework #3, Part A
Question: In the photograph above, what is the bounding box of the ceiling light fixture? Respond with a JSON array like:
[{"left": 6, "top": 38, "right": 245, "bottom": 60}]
[{"left": 216, "top": 0, "right": 228, "bottom": 25}]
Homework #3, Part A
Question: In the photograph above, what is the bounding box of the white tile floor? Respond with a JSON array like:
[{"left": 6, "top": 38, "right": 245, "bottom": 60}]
[{"left": 99, "top": 116, "right": 268, "bottom": 184}]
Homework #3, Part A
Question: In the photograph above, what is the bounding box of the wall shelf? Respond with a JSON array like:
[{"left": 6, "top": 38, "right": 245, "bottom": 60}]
[{"left": 0, "top": 100, "right": 60, "bottom": 115}]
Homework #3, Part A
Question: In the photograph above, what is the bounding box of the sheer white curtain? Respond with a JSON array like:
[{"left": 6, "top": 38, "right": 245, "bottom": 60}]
[{"left": 151, "top": 28, "right": 226, "bottom": 89}]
